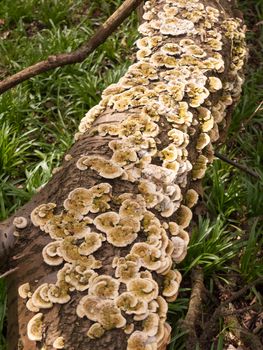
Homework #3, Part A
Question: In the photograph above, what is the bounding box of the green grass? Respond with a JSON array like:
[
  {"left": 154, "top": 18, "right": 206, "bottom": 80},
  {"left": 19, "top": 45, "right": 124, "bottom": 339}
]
[
  {"left": 0, "top": 0, "right": 263, "bottom": 348},
  {"left": 0, "top": 0, "right": 138, "bottom": 221}
]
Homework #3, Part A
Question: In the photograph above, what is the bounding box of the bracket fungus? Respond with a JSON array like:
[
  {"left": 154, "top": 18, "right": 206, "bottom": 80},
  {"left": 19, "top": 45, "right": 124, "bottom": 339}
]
[
  {"left": 18, "top": 282, "right": 31, "bottom": 299},
  {"left": 13, "top": 216, "right": 28, "bottom": 229},
  {"left": 77, "top": 155, "right": 124, "bottom": 179},
  {"left": 27, "top": 313, "right": 43, "bottom": 341},
  {"left": 15, "top": 0, "right": 247, "bottom": 348},
  {"left": 53, "top": 337, "right": 65, "bottom": 349}
]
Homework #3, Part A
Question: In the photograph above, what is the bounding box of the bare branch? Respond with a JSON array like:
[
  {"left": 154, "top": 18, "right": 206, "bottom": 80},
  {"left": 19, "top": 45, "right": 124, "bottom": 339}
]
[
  {"left": 214, "top": 151, "right": 260, "bottom": 179},
  {"left": 0, "top": 267, "right": 19, "bottom": 279},
  {"left": 181, "top": 267, "right": 205, "bottom": 350},
  {"left": 0, "top": 0, "right": 143, "bottom": 95}
]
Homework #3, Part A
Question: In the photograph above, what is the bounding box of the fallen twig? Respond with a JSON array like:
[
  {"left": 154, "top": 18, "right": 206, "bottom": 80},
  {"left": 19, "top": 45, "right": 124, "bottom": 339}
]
[
  {"left": 0, "top": 0, "right": 144, "bottom": 94},
  {"left": 181, "top": 267, "right": 205, "bottom": 350},
  {"left": 221, "top": 277, "right": 263, "bottom": 307},
  {"left": 0, "top": 267, "right": 19, "bottom": 279},
  {"left": 222, "top": 303, "right": 261, "bottom": 316},
  {"left": 214, "top": 151, "right": 260, "bottom": 179},
  {"left": 243, "top": 100, "right": 263, "bottom": 126}
]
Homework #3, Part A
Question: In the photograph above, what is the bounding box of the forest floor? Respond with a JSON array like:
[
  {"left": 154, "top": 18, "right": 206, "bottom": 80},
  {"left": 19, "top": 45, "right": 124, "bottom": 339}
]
[{"left": 0, "top": 0, "right": 262, "bottom": 349}]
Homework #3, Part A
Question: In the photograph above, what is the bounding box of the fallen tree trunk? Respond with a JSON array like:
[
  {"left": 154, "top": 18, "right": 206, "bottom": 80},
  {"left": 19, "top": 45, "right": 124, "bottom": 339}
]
[{"left": 0, "top": 0, "right": 246, "bottom": 349}]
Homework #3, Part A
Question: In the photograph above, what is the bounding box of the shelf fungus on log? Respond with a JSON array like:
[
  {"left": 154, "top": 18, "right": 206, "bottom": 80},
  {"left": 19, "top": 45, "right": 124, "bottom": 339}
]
[{"left": 0, "top": 0, "right": 246, "bottom": 349}]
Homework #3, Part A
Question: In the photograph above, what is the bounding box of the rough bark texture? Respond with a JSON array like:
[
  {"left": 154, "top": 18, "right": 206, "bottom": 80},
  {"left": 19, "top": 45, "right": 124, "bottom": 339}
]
[{"left": 0, "top": 0, "right": 246, "bottom": 349}]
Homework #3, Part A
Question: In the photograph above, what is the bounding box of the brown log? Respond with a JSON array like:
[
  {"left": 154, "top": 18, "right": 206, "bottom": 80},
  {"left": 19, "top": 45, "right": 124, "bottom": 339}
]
[
  {"left": 0, "top": 0, "right": 144, "bottom": 95},
  {"left": 0, "top": 0, "right": 247, "bottom": 349}
]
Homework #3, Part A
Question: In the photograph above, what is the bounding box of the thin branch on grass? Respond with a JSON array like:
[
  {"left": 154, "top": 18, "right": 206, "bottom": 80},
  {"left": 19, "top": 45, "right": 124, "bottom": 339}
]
[
  {"left": 221, "top": 303, "right": 261, "bottom": 316},
  {"left": 181, "top": 267, "right": 205, "bottom": 350},
  {"left": 221, "top": 277, "right": 263, "bottom": 307},
  {"left": 0, "top": 0, "right": 144, "bottom": 95},
  {"left": 214, "top": 151, "right": 260, "bottom": 179},
  {"left": 243, "top": 99, "right": 263, "bottom": 126},
  {"left": 0, "top": 267, "right": 18, "bottom": 279}
]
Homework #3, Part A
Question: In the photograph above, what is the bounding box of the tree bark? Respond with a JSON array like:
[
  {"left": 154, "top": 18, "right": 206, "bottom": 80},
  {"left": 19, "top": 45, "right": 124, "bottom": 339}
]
[{"left": 0, "top": 0, "right": 246, "bottom": 349}]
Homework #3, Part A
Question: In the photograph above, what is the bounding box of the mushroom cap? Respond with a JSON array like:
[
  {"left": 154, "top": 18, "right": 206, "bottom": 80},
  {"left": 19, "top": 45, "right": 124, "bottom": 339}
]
[
  {"left": 171, "top": 236, "right": 188, "bottom": 263},
  {"left": 208, "top": 76, "right": 223, "bottom": 92},
  {"left": 98, "top": 123, "right": 120, "bottom": 137},
  {"left": 118, "top": 293, "right": 148, "bottom": 316},
  {"left": 201, "top": 116, "right": 214, "bottom": 132},
  {"left": 156, "top": 296, "right": 168, "bottom": 320},
  {"left": 176, "top": 205, "right": 193, "bottom": 229},
  {"left": 53, "top": 337, "right": 65, "bottom": 349},
  {"left": 26, "top": 298, "right": 40, "bottom": 312},
  {"left": 64, "top": 154, "right": 72, "bottom": 161},
  {"left": 161, "top": 43, "right": 181, "bottom": 56},
  {"left": 196, "top": 133, "right": 210, "bottom": 151},
  {"left": 27, "top": 313, "right": 43, "bottom": 341},
  {"left": 115, "top": 260, "right": 140, "bottom": 282},
  {"left": 87, "top": 323, "right": 105, "bottom": 339},
  {"left": 47, "top": 284, "right": 70, "bottom": 304},
  {"left": 18, "top": 282, "right": 31, "bottom": 299},
  {"left": 106, "top": 218, "right": 140, "bottom": 247},
  {"left": 157, "top": 322, "right": 171, "bottom": 349},
  {"left": 131, "top": 243, "right": 162, "bottom": 271},
  {"left": 192, "top": 155, "right": 208, "bottom": 179},
  {"left": 77, "top": 295, "right": 102, "bottom": 320},
  {"left": 78, "top": 105, "right": 104, "bottom": 133},
  {"left": 31, "top": 283, "right": 53, "bottom": 309},
  {"left": 77, "top": 156, "right": 124, "bottom": 179},
  {"left": 64, "top": 264, "right": 98, "bottom": 292},
  {"left": 185, "top": 189, "right": 199, "bottom": 208},
  {"left": 89, "top": 275, "right": 120, "bottom": 299},
  {"left": 116, "top": 292, "right": 138, "bottom": 311},
  {"left": 42, "top": 241, "right": 63, "bottom": 266},
  {"left": 44, "top": 212, "right": 90, "bottom": 240},
  {"left": 13, "top": 216, "right": 28, "bottom": 229},
  {"left": 160, "top": 18, "right": 194, "bottom": 36},
  {"left": 59, "top": 237, "right": 101, "bottom": 268},
  {"left": 159, "top": 144, "right": 178, "bottom": 162},
  {"left": 78, "top": 232, "right": 104, "bottom": 256},
  {"left": 98, "top": 300, "right": 126, "bottom": 330},
  {"left": 162, "top": 270, "right": 182, "bottom": 301},
  {"left": 143, "top": 313, "right": 160, "bottom": 336},
  {"left": 94, "top": 212, "right": 119, "bottom": 233},
  {"left": 142, "top": 211, "right": 162, "bottom": 232},
  {"left": 127, "top": 277, "right": 158, "bottom": 302},
  {"left": 124, "top": 324, "right": 135, "bottom": 335},
  {"left": 111, "top": 148, "right": 138, "bottom": 167},
  {"left": 138, "top": 180, "right": 163, "bottom": 208},
  {"left": 30, "top": 203, "right": 56, "bottom": 228},
  {"left": 127, "top": 331, "right": 157, "bottom": 350},
  {"left": 119, "top": 198, "right": 146, "bottom": 220}
]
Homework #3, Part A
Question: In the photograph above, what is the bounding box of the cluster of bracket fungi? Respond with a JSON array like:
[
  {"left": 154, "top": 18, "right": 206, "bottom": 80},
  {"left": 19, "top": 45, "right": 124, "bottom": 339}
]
[{"left": 15, "top": 0, "right": 246, "bottom": 348}]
